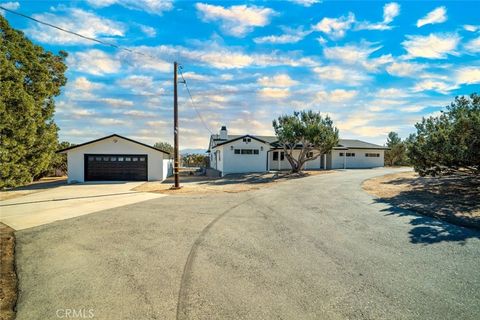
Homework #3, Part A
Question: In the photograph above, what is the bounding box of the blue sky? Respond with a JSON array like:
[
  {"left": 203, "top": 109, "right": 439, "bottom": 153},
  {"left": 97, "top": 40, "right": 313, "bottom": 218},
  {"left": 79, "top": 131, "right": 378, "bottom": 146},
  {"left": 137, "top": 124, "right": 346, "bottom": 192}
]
[{"left": 1, "top": 0, "right": 479, "bottom": 149}]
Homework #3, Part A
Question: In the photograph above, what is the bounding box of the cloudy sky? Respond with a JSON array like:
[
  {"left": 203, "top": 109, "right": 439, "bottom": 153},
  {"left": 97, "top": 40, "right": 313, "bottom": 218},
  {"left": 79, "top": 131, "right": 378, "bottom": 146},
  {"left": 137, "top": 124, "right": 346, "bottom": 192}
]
[{"left": 2, "top": 0, "right": 479, "bottom": 149}]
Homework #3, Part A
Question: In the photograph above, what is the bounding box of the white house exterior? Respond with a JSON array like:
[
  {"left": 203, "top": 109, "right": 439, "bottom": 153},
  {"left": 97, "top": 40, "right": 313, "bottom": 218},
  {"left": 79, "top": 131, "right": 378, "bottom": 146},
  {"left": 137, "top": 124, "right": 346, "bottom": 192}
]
[
  {"left": 58, "top": 134, "right": 172, "bottom": 183},
  {"left": 208, "top": 126, "right": 387, "bottom": 176}
]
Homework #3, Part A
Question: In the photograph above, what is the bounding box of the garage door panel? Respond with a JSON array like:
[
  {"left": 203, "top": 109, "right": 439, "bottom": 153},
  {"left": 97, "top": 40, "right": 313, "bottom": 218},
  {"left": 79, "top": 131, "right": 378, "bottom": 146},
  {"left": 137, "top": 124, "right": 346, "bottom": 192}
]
[{"left": 85, "top": 154, "right": 147, "bottom": 181}]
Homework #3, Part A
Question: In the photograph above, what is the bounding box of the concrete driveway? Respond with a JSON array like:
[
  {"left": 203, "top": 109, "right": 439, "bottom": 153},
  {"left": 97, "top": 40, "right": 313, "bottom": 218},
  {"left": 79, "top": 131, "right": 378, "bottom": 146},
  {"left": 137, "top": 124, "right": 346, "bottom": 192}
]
[
  {"left": 14, "top": 168, "right": 480, "bottom": 319},
  {"left": 0, "top": 182, "right": 165, "bottom": 230}
]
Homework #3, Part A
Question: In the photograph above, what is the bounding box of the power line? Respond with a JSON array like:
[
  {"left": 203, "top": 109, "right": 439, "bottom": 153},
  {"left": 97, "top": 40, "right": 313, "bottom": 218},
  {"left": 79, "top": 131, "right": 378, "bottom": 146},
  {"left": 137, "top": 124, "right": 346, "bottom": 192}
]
[
  {"left": 179, "top": 67, "right": 214, "bottom": 135},
  {"left": 1, "top": 5, "right": 216, "bottom": 136},
  {"left": 0, "top": 5, "right": 163, "bottom": 62}
]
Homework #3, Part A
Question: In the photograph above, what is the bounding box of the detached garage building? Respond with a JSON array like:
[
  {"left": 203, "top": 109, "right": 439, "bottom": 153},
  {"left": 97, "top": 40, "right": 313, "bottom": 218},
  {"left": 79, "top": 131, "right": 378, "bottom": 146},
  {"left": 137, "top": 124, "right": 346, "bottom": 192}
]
[{"left": 58, "top": 134, "right": 172, "bottom": 183}]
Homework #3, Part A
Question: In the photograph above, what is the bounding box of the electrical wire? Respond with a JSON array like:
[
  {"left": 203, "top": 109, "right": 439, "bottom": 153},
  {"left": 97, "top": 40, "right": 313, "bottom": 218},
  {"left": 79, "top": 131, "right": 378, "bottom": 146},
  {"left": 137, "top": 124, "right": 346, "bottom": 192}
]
[
  {"left": 1, "top": 5, "right": 217, "bottom": 136},
  {"left": 0, "top": 5, "right": 164, "bottom": 62},
  {"left": 179, "top": 68, "right": 214, "bottom": 135}
]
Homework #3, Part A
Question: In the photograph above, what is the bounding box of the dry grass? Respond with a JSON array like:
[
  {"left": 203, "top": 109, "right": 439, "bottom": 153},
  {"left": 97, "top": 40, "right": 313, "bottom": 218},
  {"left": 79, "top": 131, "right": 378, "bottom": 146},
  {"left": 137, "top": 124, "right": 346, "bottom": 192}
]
[
  {"left": 134, "top": 170, "right": 331, "bottom": 195},
  {"left": 363, "top": 171, "right": 480, "bottom": 229},
  {"left": 0, "top": 223, "right": 16, "bottom": 320}
]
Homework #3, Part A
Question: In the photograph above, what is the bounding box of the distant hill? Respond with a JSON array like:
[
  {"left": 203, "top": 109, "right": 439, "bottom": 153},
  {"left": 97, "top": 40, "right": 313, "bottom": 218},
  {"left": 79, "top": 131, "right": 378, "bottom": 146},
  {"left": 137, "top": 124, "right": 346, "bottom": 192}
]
[{"left": 180, "top": 148, "right": 207, "bottom": 155}]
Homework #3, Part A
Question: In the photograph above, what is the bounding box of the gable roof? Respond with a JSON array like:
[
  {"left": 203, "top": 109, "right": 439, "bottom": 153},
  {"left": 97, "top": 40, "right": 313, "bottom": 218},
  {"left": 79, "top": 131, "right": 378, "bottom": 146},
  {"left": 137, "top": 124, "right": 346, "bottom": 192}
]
[
  {"left": 209, "top": 134, "right": 387, "bottom": 151},
  {"left": 57, "top": 134, "right": 171, "bottom": 155},
  {"left": 213, "top": 135, "right": 273, "bottom": 147}
]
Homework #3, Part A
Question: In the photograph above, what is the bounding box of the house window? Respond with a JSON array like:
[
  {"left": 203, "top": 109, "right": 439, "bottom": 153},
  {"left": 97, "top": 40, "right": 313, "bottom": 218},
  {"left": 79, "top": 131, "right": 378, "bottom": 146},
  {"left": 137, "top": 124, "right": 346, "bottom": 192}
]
[
  {"left": 365, "top": 153, "right": 380, "bottom": 157},
  {"left": 346, "top": 153, "right": 355, "bottom": 157},
  {"left": 280, "top": 152, "right": 285, "bottom": 161},
  {"left": 339, "top": 153, "right": 344, "bottom": 157},
  {"left": 241, "top": 149, "right": 253, "bottom": 154},
  {"left": 218, "top": 151, "right": 221, "bottom": 161},
  {"left": 307, "top": 151, "right": 314, "bottom": 158},
  {"left": 253, "top": 149, "right": 259, "bottom": 155},
  {"left": 234, "top": 149, "right": 240, "bottom": 154},
  {"left": 273, "top": 151, "right": 279, "bottom": 161},
  {"left": 242, "top": 138, "right": 252, "bottom": 142}
]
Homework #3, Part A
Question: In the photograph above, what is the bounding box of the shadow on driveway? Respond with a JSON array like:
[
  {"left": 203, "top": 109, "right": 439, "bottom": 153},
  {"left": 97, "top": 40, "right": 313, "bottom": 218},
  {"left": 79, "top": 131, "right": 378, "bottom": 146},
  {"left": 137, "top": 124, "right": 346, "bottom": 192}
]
[{"left": 378, "top": 204, "right": 480, "bottom": 245}]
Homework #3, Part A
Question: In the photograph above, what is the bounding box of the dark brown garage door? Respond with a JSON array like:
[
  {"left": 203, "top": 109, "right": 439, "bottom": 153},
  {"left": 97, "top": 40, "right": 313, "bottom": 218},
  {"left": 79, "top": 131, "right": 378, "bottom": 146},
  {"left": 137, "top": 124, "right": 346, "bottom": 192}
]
[{"left": 85, "top": 154, "right": 148, "bottom": 181}]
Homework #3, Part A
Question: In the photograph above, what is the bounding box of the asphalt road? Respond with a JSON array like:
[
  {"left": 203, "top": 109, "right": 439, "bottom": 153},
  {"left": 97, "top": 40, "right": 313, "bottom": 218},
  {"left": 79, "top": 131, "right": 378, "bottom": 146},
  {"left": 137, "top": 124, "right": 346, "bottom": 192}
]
[{"left": 15, "top": 168, "right": 480, "bottom": 319}]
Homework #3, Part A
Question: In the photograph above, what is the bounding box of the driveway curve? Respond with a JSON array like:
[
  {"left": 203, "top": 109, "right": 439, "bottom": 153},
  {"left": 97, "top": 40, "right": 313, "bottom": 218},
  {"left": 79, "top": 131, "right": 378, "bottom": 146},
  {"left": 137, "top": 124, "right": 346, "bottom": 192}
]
[{"left": 15, "top": 168, "right": 480, "bottom": 320}]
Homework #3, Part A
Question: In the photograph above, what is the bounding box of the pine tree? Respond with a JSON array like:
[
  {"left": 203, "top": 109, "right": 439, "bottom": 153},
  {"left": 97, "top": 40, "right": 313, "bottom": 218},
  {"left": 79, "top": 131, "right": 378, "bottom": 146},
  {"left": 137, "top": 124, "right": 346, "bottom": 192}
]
[{"left": 0, "top": 16, "right": 67, "bottom": 188}]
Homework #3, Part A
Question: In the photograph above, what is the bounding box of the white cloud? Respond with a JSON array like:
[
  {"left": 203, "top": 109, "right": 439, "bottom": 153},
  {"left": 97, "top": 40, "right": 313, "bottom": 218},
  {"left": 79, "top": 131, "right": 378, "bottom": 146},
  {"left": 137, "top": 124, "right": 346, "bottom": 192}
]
[
  {"left": 412, "top": 79, "right": 456, "bottom": 94},
  {"left": 386, "top": 61, "right": 425, "bottom": 77},
  {"left": 100, "top": 98, "right": 134, "bottom": 107},
  {"left": 71, "top": 108, "right": 96, "bottom": 118},
  {"left": 465, "top": 37, "right": 480, "bottom": 53},
  {"left": 323, "top": 42, "right": 392, "bottom": 72},
  {"left": 456, "top": 67, "right": 480, "bottom": 85},
  {"left": 195, "top": 3, "right": 275, "bottom": 37},
  {"left": 86, "top": 0, "right": 173, "bottom": 15},
  {"left": 376, "top": 88, "right": 410, "bottom": 98},
  {"left": 67, "top": 49, "right": 121, "bottom": 75},
  {"left": 383, "top": 2, "right": 400, "bottom": 24},
  {"left": 146, "top": 120, "right": 168, "bottom": 127},
  {"left": 117, "top": 75, "right": 165, "bottom": 95},
  {"left": 402, "top": 33, "right": 460, "bottom": 59},
  {"left": 25, "top": 8, "right": 125, "bottom": 45},
  {"left": 257, "top": 74, "right": 298, "bottom": 87},
  {"left": 254, "top": 27, "right": 311, "bottom": 44},
  {"left": 313, "top": 66, "right": 369, "bottom": 85},
  {"left": 323, "top": 42, "right": 380, "bottom": 64},
  {"left": 463, "top": 25, "right": 480, "bottom": 32},
  {"left": 123, "top": 110, "right": 155, "bottom": 118},
  {"left": 316, "top": 89, "right": 358, "bottom": 102},
  {"left": 70, "top": 77, "right": 104, "bottom": 91},
  {"left": 258, "top": 88, "right": 290, "bottom": 99},
  {"left": 312, "top": 12, "right": 355, "bottom": 40},
  {"left": 356, "top": 2, "right": 400, "bottom": 31},
  {"left": 96, "top": 118, "right": 128, "bottom": 125},
  {"left": 118, "top": 49, "right": 171, "bottom": 73},
  {"left": 133, "top": 42, "right": 317, "bottom": 69},
  {"left": 416, "top": 7, "right": 447, "bottom": 28},
  {"left": 139, "top": 25, "right": 156, "bottom": 37},
  {"left": 288, "top": 0, "right": 321, "bottom": 7},
  {"left": 0, "top": 2, "right": 19, "bottom": 16}
]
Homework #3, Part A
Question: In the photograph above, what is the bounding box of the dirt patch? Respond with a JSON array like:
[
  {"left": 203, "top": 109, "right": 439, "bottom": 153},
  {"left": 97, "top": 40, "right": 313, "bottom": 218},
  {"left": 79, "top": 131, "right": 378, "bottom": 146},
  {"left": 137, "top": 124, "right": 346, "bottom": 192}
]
[
  {"left": 0, "top": 223, "right": 16, "bottom": 320},
  {"left": 134, "top": 170, "right": 331, "bottom": 195},
  {"left": 363, "top": 171, "right": 480, "bottom": 229}
]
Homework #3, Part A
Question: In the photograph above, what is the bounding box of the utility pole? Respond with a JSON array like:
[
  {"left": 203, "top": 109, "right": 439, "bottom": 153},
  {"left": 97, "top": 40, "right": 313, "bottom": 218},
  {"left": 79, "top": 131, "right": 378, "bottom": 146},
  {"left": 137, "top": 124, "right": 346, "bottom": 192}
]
[{"left": 173, "top": 61, "right": 180, "bottom": 188}]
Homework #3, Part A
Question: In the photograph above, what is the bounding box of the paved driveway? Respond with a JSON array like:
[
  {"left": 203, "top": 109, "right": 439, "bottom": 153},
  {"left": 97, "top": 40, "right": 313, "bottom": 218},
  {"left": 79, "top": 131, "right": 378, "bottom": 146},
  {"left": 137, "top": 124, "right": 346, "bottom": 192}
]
[
  {"left": 0, "top": 182, "right": 165, "bottom": 230},
  {"left": 14, "top": 168, "right": 480, "bottom": 319}
]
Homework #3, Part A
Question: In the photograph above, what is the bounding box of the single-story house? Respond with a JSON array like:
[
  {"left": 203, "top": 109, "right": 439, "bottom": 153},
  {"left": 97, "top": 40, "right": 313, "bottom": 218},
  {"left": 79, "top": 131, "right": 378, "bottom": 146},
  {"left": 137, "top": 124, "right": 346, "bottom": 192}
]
[
  {"left": 207, "top": 126, "right": 388, "bottom": 176},
  {"left": 58, "top": 134, "right": 172, "bottom": 183}
]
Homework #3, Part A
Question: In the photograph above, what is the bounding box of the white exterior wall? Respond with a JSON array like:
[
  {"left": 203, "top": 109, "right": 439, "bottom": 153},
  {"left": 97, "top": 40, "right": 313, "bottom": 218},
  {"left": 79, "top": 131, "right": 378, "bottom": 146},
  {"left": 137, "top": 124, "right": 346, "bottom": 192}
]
[
  {"left": 65, "top": 136, "right": 168, "bottom": 183},
  {"left": 329, "top": 149, "right": 384, "bottom": 169},
  {"left": 162, "top": 159, "right": 173, "bottom": 180},
  {"left": 220, "top": 139, "right": 269, "bottom": 175},
  {"left": 344, "top": 149, "right": 385, "bottom": 168},
  {"left": 268, "top": 150, "right": 323, "bottom": 171},
  {"left": 329, "top": 149, "right": 347, "bottom": 169}
]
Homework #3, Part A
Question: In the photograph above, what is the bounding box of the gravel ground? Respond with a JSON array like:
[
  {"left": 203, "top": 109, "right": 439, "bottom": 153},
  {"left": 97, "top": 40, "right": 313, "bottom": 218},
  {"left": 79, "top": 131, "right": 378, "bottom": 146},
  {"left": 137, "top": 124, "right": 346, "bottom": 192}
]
[{"left": 14, "top": 168, "right": 480, "bottom": 320}]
